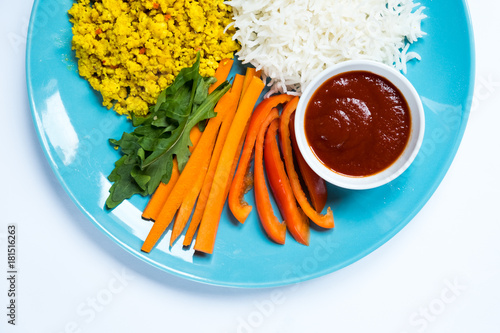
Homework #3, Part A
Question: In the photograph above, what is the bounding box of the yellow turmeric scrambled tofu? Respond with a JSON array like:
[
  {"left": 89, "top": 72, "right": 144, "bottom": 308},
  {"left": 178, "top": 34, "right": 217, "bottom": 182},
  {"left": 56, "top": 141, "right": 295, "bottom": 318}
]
[{"left": 68, "top": 0, "right": 240, "bottom": 116}]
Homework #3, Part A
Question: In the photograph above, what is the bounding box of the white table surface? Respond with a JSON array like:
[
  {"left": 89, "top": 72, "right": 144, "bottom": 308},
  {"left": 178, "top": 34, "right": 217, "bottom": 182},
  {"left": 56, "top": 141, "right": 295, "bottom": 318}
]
[{"left": 1, "top": 0, "right": 499, "bottom": 332}]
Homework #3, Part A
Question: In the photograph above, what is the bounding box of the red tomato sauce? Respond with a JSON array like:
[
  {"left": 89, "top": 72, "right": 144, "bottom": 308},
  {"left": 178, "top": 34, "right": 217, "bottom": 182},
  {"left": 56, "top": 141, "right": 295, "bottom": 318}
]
[{"left": 304, "top": 70, "right": 411, "bottom": 177}]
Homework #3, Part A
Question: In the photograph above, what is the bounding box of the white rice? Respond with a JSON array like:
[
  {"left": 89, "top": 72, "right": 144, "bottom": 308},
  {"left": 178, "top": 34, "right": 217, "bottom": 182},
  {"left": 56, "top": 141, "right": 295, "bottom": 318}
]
[{"left": 226, "top": 0, "right": 426, "bottom": 96}]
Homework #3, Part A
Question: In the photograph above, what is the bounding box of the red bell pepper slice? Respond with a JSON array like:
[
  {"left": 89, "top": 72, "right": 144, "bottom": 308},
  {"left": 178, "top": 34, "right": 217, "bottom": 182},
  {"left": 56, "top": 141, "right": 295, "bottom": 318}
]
[
  {"left": 279, "top": 97, "right": 334, "bottom": 229},
  {"left": 254, "top": 109, "right": 286, "bottom": 244},
  {"left": 289, "top": 112, "right": 327, "bottom": 212},
  {"left": 228, "top": 94, "right": 294, "bottom": 223},
  {"left": 264, "top": 118, "right": 310, "bottom": 245}
]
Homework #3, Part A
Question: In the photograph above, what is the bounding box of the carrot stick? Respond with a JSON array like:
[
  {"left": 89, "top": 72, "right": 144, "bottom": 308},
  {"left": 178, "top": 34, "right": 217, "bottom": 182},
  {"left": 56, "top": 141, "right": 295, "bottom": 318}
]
[
  {"left": 141, "top": 128, "right": 218, "bottom": 252},
  {"left": 183, "top": 74, "right": 245, "bottom": 247},
  {"left": 189, "top": 125, "right": 203, "bottom": 148},
  {"left": 141, "top": 87, "right": 237, "bottom": 253},
  {"left": 184, "top": 133, "right": 244, "bottom": 247},
  {"left": 183, "top": 122, "right": 244, "bottom": 247},
  {"left": 169, "top": 169, "right": 206, "bottom": 245},
  {"left": 194, "top": 76, "right": 265, "bottom": 254},
  {"left": 141, "top": 160, "right": 179, "bottom": 221},
  {"left": 241, "top": 67, "right": 256, "bottom": 97},
  {"left": 279, "top": 97, "right": 334, "bottom": 229},
  {"left": 187, "top": 123, "right": 245, "bottom": 246},
  {"left": 208, "top": 59, "right": 234, "bottom": 94},
  {"left": 230, "top": 74, "right": 246, "bottom": 96},
  {"left": 142, "top": 60, "right": 231, "bottom": 221},
  {"left": 170, "top": 74, "right": 245, "bottom": 246},
  {"left": 142, "top": 127, "right": 202, "bottom": 221}
]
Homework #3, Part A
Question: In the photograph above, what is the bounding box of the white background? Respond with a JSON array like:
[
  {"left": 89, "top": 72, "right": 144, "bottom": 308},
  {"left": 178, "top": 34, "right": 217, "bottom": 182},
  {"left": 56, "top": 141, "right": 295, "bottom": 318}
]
[{"left": 1, "top": 0, "right": 499, "bottom": 332}]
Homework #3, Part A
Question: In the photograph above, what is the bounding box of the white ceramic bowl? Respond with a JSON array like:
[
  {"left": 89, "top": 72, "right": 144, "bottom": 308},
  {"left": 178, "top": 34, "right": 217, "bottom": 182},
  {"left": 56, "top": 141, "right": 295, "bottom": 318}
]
[{"left": 294, "top": 60, "right": 425, "bottom": 190}]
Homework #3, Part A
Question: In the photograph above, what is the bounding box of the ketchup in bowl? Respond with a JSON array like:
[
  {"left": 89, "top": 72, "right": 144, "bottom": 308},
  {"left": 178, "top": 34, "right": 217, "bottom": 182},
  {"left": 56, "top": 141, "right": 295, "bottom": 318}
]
[{"left": 304, "top": 70, "right": 411, "bottom": 177}]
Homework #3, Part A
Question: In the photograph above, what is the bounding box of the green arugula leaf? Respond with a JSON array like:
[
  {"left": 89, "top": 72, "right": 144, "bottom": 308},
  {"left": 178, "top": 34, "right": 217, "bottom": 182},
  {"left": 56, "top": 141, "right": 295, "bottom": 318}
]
[
  {"left": 106, "top": 155, "right": 148, "bottom": 209},
  {"left": 105, "top": 53, "right": 231, "bottom": 209}
]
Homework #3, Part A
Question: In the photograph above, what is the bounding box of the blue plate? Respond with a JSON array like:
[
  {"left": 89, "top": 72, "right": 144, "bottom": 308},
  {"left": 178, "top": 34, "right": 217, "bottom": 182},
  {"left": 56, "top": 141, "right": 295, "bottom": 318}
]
[{"left": 26, "top": 0, "right": 475, "bottom": 287}]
